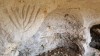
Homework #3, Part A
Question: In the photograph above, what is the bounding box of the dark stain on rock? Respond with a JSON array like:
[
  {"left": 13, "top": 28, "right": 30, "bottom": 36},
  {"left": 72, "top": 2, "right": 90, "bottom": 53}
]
[
  {"left": 19, "top": 0, "right": 24, "bottom": 3},
  {"left": 90, "top": 24, "right": 100, "bottom": 50},
  {"left": 18, "top": 51, "right": 24, "bottom": 56},
  {"left": 37, "top": 45, "right": 81, "bottom": 56},
  {"left": 64, "top": 14, "right": 69, "bottom": 17}
]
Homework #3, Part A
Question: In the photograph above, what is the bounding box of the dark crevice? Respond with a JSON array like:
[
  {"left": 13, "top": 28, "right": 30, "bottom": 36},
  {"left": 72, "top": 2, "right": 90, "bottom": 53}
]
[
  {"left": 37, "top": 42, "right": 82, "bottom": 56},
  {"left": 89, "top": 24, "right": 100, "bottom": 50}
]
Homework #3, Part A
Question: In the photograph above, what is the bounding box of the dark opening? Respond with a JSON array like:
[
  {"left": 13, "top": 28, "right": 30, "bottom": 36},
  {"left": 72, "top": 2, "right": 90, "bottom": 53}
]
[{"left": 89, "top": 24, "right": 100, "bottom": 50}]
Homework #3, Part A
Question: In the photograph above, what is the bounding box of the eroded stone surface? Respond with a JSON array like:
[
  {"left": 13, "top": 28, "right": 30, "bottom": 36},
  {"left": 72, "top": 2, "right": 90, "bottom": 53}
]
[{"left": 0, "top": 0, "right": 100, "bottom": 56}]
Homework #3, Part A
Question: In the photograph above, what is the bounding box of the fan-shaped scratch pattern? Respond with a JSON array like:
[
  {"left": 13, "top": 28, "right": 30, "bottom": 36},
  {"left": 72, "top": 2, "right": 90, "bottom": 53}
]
[
  {"left": 4, "top": 5, "right": 40, "bottom": 31},
  {"left": 5, "top": 8, "right": 18, "bottom": 29}
]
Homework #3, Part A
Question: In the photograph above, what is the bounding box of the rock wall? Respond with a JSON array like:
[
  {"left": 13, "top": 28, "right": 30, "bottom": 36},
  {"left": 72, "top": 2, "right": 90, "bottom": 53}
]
[{"left": 0, "top": 0, "right": 100, "bottom": 56}]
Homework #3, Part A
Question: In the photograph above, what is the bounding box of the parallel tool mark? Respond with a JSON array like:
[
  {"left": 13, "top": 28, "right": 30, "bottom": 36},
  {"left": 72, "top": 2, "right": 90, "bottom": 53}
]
[
  {"left": 11, "top": 7, "right": 21, "bottom": 28},
  {"left": 22, "top": 5, "right": 25, "bottom": 19},
  {"left": 25, "top": 8, "right": 40, "bottom": 31},
  {"left": 24, "top": 5, "right": 35, "bottom": 28},
  {"left": 5, "top": 8, "right": 18, "bottom": 29},
  {"left": 23, "top": 5, "right": 30, "bottom": 26}
]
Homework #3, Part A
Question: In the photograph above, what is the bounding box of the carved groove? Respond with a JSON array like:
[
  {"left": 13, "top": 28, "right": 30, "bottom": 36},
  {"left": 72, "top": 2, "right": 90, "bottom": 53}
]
[
  {"left": 22, "top": 5, "right": 25, "bottom": 19},
  {"left": 5, "top": 9, "right": 18, "bottom": 29},
  {"left": 4, "top": 5, "right": 39, "bottom": 30},
  {"left": 25, "top": 7, "right": 40, "bottom": 31},
  {"left": 23, "top": 5, "right": 30, "bottom": 26},
  {"left": 11, "top": 8, "right": 21, "bottom": 28},
  {"left": 24, "top": 5, "right": 35, "bottom": 29}
]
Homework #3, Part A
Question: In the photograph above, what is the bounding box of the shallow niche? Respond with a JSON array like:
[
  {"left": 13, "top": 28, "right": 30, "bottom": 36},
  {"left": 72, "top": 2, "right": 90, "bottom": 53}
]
[{"left": 89, "top": 24, "right": 100, "bottom": 50}]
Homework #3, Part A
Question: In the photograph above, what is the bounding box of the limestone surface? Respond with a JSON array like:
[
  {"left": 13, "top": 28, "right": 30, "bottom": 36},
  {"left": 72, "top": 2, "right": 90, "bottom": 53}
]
[{"left": 0, "top": 0, "right": 100, "bottom": 56}]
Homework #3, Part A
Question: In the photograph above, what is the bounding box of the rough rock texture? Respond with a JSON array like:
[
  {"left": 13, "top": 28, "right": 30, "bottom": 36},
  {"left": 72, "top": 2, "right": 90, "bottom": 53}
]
[
  {"left": 0, "top": 0, "right": 100, "bottom": 56},
  {"left": 38, "top": 46, "right": 80, "bottom": 56}
]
